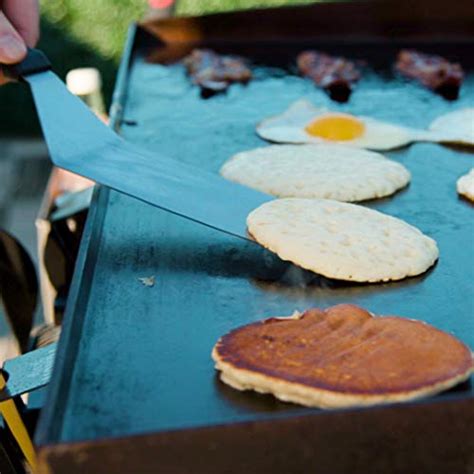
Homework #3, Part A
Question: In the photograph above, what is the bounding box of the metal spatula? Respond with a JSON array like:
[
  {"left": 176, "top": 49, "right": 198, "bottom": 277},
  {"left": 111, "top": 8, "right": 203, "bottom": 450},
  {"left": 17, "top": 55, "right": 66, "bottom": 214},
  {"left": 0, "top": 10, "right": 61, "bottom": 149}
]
[{"left": 3, "top": 49, "right": 271, "bottom": 239}]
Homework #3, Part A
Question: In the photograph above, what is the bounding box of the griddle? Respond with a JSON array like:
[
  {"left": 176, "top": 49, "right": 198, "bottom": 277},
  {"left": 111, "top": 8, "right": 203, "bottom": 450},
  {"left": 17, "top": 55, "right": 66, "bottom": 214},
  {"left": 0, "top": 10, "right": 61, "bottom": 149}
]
[{"left": 35, "top": 2, "right": 474, "bottom": 473}]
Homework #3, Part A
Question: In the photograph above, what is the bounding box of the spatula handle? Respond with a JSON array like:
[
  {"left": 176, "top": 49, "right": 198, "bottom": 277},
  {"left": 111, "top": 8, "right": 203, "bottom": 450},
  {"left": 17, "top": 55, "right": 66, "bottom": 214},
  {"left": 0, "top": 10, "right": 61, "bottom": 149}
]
[{"left": 2, "top": 48, "right": 51, "bottom": 81}]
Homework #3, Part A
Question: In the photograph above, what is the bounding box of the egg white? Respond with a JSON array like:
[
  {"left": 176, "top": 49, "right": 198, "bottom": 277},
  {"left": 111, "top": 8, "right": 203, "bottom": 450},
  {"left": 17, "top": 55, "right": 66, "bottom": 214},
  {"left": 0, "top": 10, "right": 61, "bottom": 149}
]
[
  {"left": 256, "top": 100, "right": 428, "bottom": 151},
  {"left": 429, "top": 109, "right": 474, "bottom": 146}
]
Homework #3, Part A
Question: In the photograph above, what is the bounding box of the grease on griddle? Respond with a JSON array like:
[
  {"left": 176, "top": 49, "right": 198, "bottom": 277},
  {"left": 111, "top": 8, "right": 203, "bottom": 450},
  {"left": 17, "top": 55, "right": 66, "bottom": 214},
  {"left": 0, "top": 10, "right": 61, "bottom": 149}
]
[
  {"left": 183, "top": 49, "right": 252, "bottom": 98},
  {"left": 395, "top": 49, "right": 464, "bottom": 100},
  {"left": 297, "top": 50, "right": 361, "bottom": 103}
]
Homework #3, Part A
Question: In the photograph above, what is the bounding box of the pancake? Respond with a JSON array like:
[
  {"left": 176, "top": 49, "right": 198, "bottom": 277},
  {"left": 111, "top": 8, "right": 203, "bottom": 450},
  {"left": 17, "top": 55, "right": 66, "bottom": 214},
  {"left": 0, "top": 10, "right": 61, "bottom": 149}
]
[
  {"left": 247, "top": 198, "right": 438, "bottom": 282},
  {"left": 457, "top": 168, "right": 474, "bottom": 202},
  {"left": 212, "top": 304, "right": 474, "bottom": 408},
  {"left": 220, "top": 144, "right": 410, "bottom": 202}
]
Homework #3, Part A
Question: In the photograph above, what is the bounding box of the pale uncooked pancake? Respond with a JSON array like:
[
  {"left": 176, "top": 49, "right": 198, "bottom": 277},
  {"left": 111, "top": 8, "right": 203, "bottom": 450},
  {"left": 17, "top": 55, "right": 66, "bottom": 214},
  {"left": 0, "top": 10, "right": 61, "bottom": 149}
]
[
  {"left": 429, "top": 108, "right": 474, "bottom": 146},
  {"left": 457, "top": 168, "right": 474, "bottom": 201},
  {"left": 247, "top": 198, "right": 438, "bottom": 282},
  {"left": 212, "top": 304, "right": 474, "bottom": 409},
  {"left": 220, "top": 144, "right": 410, "bottom": 202},
  {"left": 256, "top": 100, "right": 427, "bottom": 150}
]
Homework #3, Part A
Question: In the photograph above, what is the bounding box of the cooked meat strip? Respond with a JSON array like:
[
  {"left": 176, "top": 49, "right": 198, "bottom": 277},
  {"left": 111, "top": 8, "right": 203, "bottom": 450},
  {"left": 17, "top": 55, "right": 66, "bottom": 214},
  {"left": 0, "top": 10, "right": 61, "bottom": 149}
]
[
  {"left": 297, "top": 50, "right": 361, "bottom": 102},
  {"left": 395, "top": 49, "right": 464, "bottom": 100},
  {"left": 183, "top": 49, "right": 252, "bottom": 96}
]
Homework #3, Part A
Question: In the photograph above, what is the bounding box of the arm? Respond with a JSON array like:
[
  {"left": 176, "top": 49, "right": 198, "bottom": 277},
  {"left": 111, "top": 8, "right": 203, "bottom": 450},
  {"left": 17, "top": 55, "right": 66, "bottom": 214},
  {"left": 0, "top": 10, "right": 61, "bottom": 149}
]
[{"left": 0, "top": 0, "right": 39, "bottom": 85}]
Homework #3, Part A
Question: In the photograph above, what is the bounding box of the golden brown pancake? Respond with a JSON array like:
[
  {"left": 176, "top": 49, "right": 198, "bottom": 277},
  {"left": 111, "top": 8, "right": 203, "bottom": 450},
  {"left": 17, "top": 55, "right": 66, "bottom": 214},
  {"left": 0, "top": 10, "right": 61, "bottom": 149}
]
[{"left": 212, "top": 305, "right": 474, "bottom": 408}]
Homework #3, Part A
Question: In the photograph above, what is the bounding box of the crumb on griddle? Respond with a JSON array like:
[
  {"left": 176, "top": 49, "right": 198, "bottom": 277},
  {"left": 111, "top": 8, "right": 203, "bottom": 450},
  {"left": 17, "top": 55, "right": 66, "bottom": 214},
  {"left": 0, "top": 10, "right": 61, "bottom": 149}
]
[{"left": 138, "top": 276, "right": 156, "bottom": 287}]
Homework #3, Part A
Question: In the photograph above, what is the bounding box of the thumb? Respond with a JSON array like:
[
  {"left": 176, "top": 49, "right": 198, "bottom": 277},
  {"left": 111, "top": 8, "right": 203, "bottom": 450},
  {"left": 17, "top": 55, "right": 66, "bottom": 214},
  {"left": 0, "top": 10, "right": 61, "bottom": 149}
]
[
  {"left": 0, "top": 11, "right": 26, "bottom": 84},
  {"left": 0, "top": 10, "right": 27, "bottom": 63}
]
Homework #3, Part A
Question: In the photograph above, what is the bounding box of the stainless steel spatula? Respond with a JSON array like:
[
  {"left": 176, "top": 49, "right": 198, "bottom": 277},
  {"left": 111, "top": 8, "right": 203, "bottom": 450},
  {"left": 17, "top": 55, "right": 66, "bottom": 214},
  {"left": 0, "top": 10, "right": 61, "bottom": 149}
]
[{"left": 3, "top": 49, "right": 271, "bottom": 239}]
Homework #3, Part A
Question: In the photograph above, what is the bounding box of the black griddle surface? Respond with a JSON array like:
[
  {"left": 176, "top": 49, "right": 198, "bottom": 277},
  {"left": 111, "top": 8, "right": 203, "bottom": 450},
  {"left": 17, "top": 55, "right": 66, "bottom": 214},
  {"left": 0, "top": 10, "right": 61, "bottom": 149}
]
[{"left": 56, "top": 42, "right": 473, "bottom": 443}]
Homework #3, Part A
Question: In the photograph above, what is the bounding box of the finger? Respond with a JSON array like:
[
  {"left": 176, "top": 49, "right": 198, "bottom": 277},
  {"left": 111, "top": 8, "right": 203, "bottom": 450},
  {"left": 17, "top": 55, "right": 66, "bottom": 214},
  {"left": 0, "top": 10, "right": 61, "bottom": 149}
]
[
  {"left": 3, "top": 0, "right": 40, "bottom": 47},
  {"left": 0, "top": 11, "right": 27, "bottom": 85},
  {"left": 0, "top": 11, "right": 27, "bottom": 63}
]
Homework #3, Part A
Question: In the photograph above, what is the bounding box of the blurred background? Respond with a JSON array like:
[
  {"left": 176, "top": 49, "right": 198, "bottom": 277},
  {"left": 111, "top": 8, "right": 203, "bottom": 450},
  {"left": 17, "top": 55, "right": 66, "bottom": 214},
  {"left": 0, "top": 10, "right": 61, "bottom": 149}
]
[{"left": 1, "top": 0, "right": 317, "bottom": 136}]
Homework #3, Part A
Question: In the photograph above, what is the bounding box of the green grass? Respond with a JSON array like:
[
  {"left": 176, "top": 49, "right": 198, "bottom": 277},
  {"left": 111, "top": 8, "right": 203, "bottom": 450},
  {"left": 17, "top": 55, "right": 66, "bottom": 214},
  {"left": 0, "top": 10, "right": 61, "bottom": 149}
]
[
  {"left": 0, "top": 0, "right": 317, "bottom": 136},
  {"left": 40, "top": 0, "right": 147, "bottom": 61},
  {"left": 39, "top": 0, "right": 317, "bottom": 61},
  {"left": 176, "top": 0, "right": 317, "bottom": 15}
]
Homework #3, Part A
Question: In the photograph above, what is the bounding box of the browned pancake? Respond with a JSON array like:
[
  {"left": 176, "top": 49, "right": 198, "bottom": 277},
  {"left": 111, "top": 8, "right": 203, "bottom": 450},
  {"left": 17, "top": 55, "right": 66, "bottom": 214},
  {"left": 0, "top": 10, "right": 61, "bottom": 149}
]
[{"left": 212, "top": 305, "right": 473, "bottom": 408}]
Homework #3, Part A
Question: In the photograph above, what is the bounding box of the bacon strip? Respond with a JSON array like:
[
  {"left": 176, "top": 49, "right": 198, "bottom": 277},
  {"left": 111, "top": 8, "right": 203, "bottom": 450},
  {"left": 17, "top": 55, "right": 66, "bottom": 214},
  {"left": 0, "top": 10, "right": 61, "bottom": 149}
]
[
  {"left": 395, "top": 49, "right": 464, "bottom": 100},
  {"left": 297, "top": 50, "right": 361, "bottom": 102},
  {"left": 183, "top": 49, "right": 252, "bottom": 96}
]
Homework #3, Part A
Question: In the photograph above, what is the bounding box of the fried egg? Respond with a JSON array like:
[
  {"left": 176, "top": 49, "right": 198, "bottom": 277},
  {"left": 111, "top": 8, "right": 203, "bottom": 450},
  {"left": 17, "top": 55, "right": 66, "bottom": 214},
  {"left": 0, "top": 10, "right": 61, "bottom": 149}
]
[
  {"left": 257, "top": 100, "right": 427, "bottom": 151},
  {"left": 429, "top": 109, "right": 474, "bottom": 146}
]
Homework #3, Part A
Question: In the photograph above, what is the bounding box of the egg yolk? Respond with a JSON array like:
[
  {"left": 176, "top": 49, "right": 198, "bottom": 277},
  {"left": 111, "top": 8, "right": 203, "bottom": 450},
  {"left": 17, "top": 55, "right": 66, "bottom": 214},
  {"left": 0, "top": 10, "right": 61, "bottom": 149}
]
[{"left": 305, "top": 114, "right": 365, "bottom": 141}]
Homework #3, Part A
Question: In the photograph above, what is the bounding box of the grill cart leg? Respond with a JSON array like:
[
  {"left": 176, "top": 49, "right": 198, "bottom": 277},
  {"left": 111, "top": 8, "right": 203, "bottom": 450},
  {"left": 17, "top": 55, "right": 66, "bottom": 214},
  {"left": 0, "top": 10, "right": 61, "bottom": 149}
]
[
  {"left": 0, "top": 372, "right": 36, "bottom": 471},
  {"left": 0, "top": 344, "right": 57, "bottom": 472}
]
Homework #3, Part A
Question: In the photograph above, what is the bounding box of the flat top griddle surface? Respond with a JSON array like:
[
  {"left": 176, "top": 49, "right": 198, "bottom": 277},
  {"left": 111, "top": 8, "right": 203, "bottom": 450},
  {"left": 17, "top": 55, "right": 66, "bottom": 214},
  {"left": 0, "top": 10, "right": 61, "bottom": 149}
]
[{"left": 57, "top": 41, "right": 473, "bottom": 443}]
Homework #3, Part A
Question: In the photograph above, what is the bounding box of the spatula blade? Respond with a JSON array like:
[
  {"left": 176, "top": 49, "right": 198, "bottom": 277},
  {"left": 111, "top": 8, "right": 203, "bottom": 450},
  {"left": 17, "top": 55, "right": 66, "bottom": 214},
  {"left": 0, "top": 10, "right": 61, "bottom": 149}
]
[{"left": 26, "top": 71, "right": 271, "bottom": 240}]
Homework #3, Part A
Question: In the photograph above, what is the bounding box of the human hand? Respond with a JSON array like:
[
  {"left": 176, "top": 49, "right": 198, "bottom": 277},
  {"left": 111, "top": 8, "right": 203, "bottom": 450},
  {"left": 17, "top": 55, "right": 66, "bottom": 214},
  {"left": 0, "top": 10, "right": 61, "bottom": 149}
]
[{"left": 0, "top": 0, "right": 39, "bottom": 85}]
